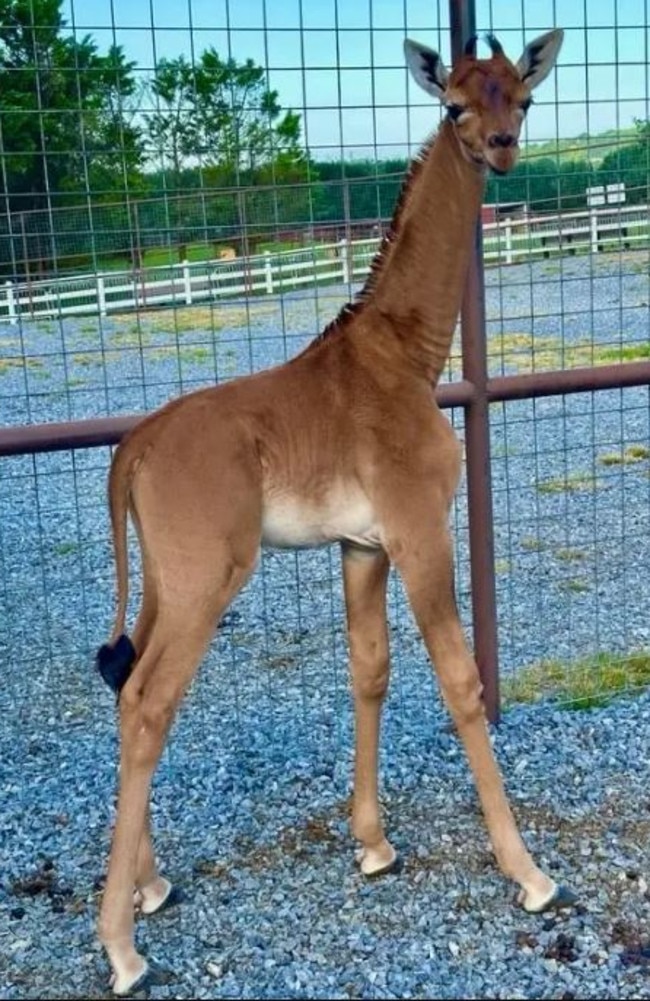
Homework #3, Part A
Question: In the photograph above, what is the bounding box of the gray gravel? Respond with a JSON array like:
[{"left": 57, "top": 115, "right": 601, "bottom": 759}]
[{"left": 0, "top": 252, "right": 649, "bottom": 998}]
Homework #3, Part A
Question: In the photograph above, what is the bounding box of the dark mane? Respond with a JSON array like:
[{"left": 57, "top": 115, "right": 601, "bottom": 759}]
[{"left": 304, "top": 132, "right": 436, "bottom": 350}]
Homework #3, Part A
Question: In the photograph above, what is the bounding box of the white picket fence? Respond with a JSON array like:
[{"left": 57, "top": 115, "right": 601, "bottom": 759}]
[{"left": 1, "top": 202, "right": 649, "bottom": 325}]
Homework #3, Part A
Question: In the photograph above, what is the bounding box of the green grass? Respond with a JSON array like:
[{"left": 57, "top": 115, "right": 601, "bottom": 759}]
[
  {"left": 93, "top": 242, "right": 235, "bottom": 272},
  {"left": 557, "top": 577, "right": 591, "bottom": 594},
  {"left": 71, "top": 352, "right": 102, "bottom": 367},
  {"left": 520, "top": 536, "right": 545, "bottom": 552},
  {"left": 502, "top": 650, "right": 650, "bottom": 710},
  {"left": 537, "top": 473, "right": 601, "bottom": 494},
  {"left": 554, "top": 547, "right": 587, "bottom": 562},
  {"left": 462, "top": 331, "right": 650, "bottom": 377},
  {"left": 0, "top": 357, "right": 43, "bottom": 375},
  {"left": 111, "top": 302, "right": 275, "bottom": 336},
  {"left": 93, "top": 240, "right": 306, "bottom": 274},
  {"left": 599, "top": 444, "right": 650, "bottom": 466},
  {"left": 53, "top": 541, "right": 79, "bottom": 557},
  {"left": 146, "top": 344, "right": 213, "bottom": 363},
  {"left": 519, "top": 126, "right": 638, "bottom": 167},
  {"left": 598, "top": 342, "right": 650, "bottom": 363}
]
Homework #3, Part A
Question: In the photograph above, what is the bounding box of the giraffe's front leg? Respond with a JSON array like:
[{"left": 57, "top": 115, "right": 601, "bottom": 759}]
[
  {"left": 342, "top": 545, "right": 397, "bottom": 876},
  {"left": 132, "top": 806, "right": 177, "bottom": 916},
  {"left": 386, "top": 499, "right": 576, "bottom": 912}
]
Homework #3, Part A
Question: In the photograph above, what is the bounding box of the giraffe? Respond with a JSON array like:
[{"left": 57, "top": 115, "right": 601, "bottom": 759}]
[{"left": 96, "top": 29, "right": 570, "bottom": 996}]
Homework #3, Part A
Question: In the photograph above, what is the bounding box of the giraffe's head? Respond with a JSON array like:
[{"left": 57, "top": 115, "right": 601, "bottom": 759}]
[{"left": 405, "top": 29, "right": 563, "bottom": 175}]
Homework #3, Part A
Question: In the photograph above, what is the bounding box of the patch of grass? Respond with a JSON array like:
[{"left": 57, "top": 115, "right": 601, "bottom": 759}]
[
  {"left": 537, "top": 473, "right": 601, "bottom": 494},
  {"left": 495, "top": 558, "right": 511, "bottom": 574},
  {"left": 557, "top": 577, "right": 590, "bottom": 594},
  {"left": 598, "top": 342, "right": 650, "bottom": 363},
  {"left": 53, "top": 541, "right": 78, "bottom": 557},
  {"left": 0, "top": 356, "right": 43, "bottom": 375},
  {"left": 484, "top": 332, "right": 597, "bottom": 373},
  {"left": 65, "top": 377, "right": 87, "bottom": 389},
  {"left": 478, "top": 330, "right": 650, "bottom": 375},
  {"left": 520, "top": 536, "right": 545, "bottom": 552},
  {"left": 109, "top": 327, "right": 155, "bottom": 349},
  {"left": 599, "top": 444, "right": 650, "bottom": 466},
  {"left": 112, "top": 302, "right": 275, "bottom": 335},
  {"left": 554, "top": 547, "right": 587, "bottom": 562},
  {"left": 71, "top": 352, "right": 101, "bottom": 367},
  {"left": 149, "top": 344, "right": 213, "bottom": 363},
  {"left": 627, "top": 444, "right": 650, "bottom": 460},
  {"left": 502, "top": 650, "right": 650, "bottom": 710}
]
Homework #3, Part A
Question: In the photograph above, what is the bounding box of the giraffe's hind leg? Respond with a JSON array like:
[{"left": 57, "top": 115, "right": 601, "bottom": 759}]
[
  {"left": 100, "top": 554, "right": 257, "bottom": 996},
  {"left": 98, "top": 436, "right": 262, "bottom": 995}
]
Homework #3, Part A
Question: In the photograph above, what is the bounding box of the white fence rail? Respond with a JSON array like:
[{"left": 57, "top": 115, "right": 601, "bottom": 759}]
[{"left": 1, "top": 202, "right": 649, "bottom": 325}]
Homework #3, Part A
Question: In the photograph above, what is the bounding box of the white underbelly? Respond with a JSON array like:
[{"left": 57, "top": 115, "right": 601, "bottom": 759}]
[{"left": 261, "top": 485, "right": 382, "bottom": 550}]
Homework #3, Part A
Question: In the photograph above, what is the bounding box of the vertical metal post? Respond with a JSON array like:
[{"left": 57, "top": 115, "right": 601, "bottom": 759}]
[{"left": 449, "top": 0, "right": 500, "bottom": 722}]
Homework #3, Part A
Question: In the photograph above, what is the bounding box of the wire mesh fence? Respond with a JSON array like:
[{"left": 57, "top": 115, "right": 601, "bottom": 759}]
[
  {"left": 1, "top": 1, "right": 650, "bottom": 748},
  {"left": 2, "top": 3, "right": 650, "bottom": 998}
]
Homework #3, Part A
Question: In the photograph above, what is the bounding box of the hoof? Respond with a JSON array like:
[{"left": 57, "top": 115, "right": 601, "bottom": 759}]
[
  {"left": 520, "top": 883, "right": 578, "bottom": 914},
  {"left": 141, "top": 882, "right": 183, "bottom": 917},
  {"left": 110, "top": 959, "right": 173, "bottom": 997},
  {"left": 355, "top": 844, "right": 401, "bottom": 878},
  {"left": 110, "top": 961, "right": 150, "bottom": 998}
]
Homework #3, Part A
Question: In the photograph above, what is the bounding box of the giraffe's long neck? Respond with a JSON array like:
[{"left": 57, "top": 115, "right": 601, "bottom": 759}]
[{"left": 370, "top": 118, "right": 486, "bottom": 384}]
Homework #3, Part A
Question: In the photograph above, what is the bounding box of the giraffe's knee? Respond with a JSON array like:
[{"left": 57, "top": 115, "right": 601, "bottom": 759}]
[
  {"left": 440, "top": 669, "right": 485, "bottom": 726},
  {"left": 352, "top": 651, "right": 390, "bottom": 701},
  {"left": 119, "top": 684, "right": 175, "bottom": 767}
]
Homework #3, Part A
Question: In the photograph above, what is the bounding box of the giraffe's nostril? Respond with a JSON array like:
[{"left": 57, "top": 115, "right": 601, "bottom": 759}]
[{"left": 488, "top": 132, "right": 517, "bottom": 149}]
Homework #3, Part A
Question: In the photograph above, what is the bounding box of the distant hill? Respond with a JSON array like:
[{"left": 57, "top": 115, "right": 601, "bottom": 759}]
[{"left": 521, "top": 126, "right": 639, "bottom": 166}]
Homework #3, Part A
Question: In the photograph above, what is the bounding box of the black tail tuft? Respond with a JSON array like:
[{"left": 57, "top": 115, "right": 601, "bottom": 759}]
[{"left": 96, "top": 634, "right": 136, "bottom": 695}]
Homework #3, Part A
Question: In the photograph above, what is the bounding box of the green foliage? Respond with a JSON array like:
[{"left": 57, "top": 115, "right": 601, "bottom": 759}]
[
  {"left": 0, "top": 0, "right": 143, "bottom": 209},
  {"left": 310, "top": 158, "right": 407, "bottom": 224},
  {"left": 597, "top": 118, "right": 650, "bottom": 204},
  {"left": 486, "top": 156, "right": 595, "bottom": 212},
  {"left": 537, "top": 473, "right": 601, "bottom": 494},
  {"left": 502, "top": 650, "right": 650, "bottom": 710},
  {"left": 144, "top": 49, "right": 310, "bottom": 256},
  {"left": 147, "top": 50, "right": 305, "bottom": 179}
]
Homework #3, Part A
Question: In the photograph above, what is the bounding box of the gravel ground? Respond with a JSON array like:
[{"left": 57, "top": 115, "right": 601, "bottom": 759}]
[{"left": 0, "top": 252, "right": 649, "bottom": 998}]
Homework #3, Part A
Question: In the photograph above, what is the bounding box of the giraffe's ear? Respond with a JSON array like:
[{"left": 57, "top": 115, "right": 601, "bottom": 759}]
[
  {"left": 404, "top": 38, "right": 449, "bottom": 100},
  {"left": 516, "top": 28, "right": 564, "bottom": 90}
]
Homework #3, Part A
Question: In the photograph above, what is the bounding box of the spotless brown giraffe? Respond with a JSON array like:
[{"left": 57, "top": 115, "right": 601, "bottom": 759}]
[{"left": 96, "top": 28, "right": 570, "bottom": 996}]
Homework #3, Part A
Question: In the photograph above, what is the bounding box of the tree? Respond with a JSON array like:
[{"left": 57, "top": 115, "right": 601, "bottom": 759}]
[
  {"left": 146, "top": 49, "right": 309, "bottom": 257},
  {"left": 598, "top": 120, "right": 650, "bottom": 205},
  {"left": 486, "top": 157, "right": 559, "bottom": 212},
  {"left": 147, "top": 49, "right": 304, "bottom": 182},
  {"left": 0, "top": 0, "right": 144, "bottom": 272}
]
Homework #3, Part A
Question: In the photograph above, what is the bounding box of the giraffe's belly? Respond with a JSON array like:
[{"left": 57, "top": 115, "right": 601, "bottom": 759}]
[{"left": 261, "top": 483, "right": 382, "bottom": 550}]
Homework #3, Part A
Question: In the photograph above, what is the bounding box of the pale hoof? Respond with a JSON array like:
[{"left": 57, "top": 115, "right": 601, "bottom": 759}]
[
  {"left": 518, "top": 882, "right": 578, "bottom": 914},
  {"left": 109, "top": 958, "right": 149, "bottom": 997},
  {"left": 355, "top": 841, "right": 399, "bottom": 877},
  {"left": 134, "top": 877, "right": 180, "bottom": 916}
]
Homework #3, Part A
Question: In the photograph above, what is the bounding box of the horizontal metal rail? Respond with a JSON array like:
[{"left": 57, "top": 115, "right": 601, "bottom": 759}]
[{"left": 1, "top": 363, "right": 648, "bottom": 458}]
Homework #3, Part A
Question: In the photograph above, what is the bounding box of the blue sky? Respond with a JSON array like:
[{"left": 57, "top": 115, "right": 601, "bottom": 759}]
[{"left": 61, "top": 0, "right": 650, "bottom": 158}]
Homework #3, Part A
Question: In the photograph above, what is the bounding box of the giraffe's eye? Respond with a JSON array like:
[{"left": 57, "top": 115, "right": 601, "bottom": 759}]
[
  {"left": 446, "top": 103, "right": 467, "bottom": 122},
  {"left": 519, "top": 97, "right": 533, "bottom": 113}
]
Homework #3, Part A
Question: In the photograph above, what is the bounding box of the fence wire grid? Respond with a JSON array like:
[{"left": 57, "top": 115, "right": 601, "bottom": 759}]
[{"left": 1, "top": 0, "right": 650, "bottom": 769}]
